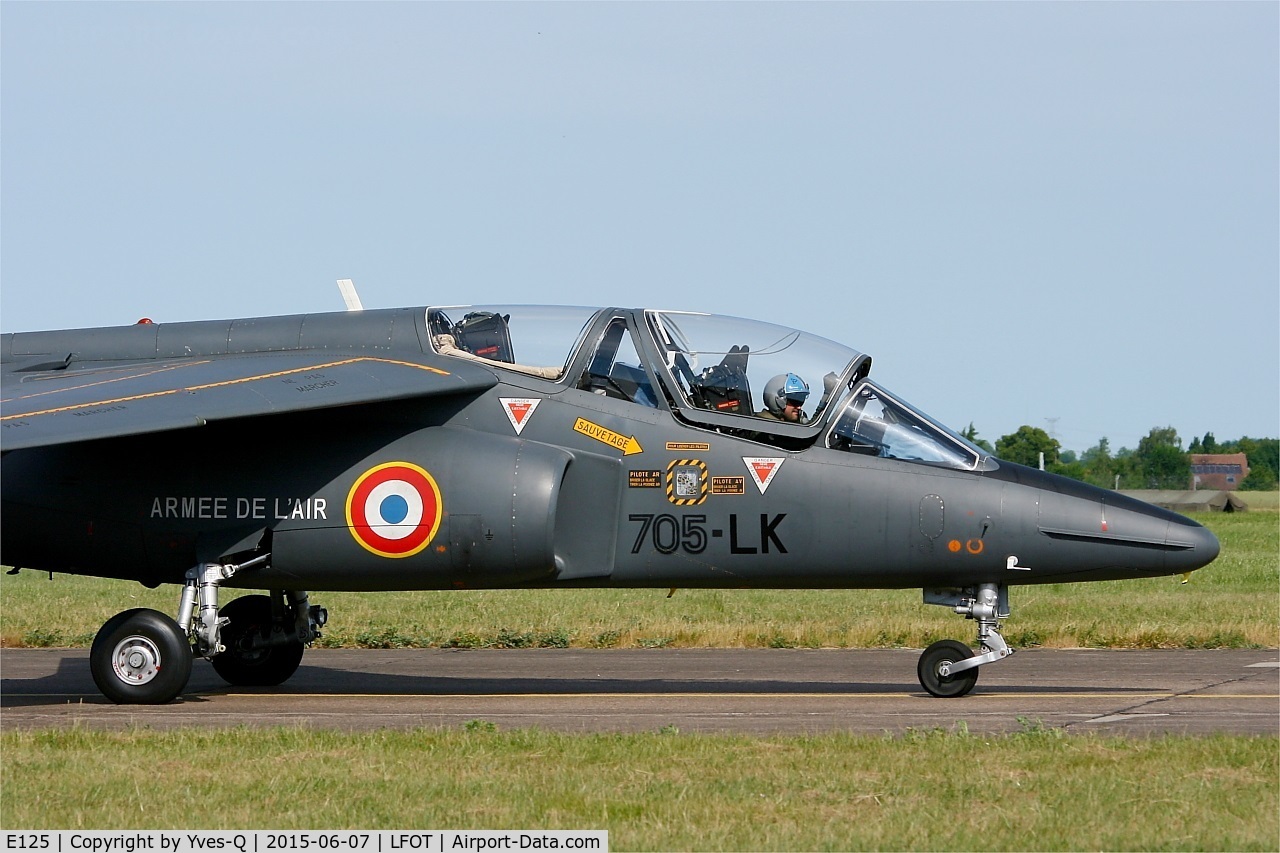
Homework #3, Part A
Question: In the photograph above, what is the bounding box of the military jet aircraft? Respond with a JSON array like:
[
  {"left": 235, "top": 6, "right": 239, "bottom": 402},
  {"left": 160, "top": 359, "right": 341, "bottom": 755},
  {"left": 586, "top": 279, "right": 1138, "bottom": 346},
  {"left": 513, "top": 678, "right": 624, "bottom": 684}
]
[{"left": 0, "top": 300, "right": 1219, "bottom": 703}]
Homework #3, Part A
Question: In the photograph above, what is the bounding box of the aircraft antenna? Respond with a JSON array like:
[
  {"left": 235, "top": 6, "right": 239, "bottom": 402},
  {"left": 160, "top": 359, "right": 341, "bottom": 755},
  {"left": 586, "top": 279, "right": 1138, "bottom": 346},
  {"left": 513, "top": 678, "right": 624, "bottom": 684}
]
[{"left": 337, "top": 278, "right": 364, "bottom": 311}]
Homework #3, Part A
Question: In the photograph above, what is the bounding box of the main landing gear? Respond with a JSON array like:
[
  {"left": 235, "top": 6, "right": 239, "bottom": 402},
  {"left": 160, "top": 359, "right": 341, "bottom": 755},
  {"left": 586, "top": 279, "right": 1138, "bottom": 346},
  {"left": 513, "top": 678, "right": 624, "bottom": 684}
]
[
  {"left": 89, "top": 557, "right": 327, "bottom": 704},
  {"left": 917, "top": 583, "right": 1014, "bottom": 698},
  {"left": 90, "top": 609, "right": 192, "bottom": 705}
]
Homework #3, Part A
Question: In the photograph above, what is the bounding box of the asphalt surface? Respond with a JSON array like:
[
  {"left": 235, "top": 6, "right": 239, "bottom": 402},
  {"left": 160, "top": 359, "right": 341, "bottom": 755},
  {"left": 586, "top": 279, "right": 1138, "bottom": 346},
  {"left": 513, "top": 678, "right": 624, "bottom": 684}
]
[{"left": 2, "top": 647, "right": 1277, "bottom": 736}]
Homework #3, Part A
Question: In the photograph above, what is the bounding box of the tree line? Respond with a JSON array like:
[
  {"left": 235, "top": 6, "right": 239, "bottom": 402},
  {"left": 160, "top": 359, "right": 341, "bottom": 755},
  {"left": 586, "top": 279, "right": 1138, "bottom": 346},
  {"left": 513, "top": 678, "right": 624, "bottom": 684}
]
[{"left": 960, "top": 424, "right": 1280, "bottom": 491}]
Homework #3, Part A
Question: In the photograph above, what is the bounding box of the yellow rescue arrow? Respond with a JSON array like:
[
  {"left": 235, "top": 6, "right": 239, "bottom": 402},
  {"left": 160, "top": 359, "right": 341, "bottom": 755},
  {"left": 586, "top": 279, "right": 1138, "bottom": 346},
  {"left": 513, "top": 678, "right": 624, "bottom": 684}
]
[{"left": 573, "top": 417, "right": 644, "bottom": 456}]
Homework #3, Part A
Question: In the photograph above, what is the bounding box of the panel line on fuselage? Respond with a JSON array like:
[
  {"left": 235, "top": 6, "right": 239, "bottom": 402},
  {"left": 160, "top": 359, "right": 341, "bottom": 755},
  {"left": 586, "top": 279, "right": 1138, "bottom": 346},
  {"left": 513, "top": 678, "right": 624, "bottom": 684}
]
[{"left": 1, "top": 356, "right": 452, "bottom": 421}]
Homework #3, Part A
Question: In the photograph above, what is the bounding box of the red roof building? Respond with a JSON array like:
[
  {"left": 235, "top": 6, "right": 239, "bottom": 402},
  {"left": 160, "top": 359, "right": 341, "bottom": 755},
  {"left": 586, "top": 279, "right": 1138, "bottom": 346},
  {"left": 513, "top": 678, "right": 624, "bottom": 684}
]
[{"left": 1190, "top": 453, "right": 1250, "bottom": 491}]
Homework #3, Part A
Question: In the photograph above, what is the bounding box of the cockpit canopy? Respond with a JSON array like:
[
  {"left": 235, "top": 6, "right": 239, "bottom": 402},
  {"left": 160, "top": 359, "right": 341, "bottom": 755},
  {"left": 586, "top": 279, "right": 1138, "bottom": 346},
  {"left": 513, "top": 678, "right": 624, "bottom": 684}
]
[
  {"left": 427, "top": 305, "right": 597, "bottom": 379},
  {"left": 426, "top": 305, "right": 989, "bottom": 471},
  {"left": 645, "top": 310, "right": 861, "bottom": 421}
]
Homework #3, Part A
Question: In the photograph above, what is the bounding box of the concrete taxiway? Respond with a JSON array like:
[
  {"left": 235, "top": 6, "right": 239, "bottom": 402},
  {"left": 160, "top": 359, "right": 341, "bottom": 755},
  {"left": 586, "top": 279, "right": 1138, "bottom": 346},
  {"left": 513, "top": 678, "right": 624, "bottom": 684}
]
[{"left": 2, "top": 648, "right": 1276, "bottom": 736}]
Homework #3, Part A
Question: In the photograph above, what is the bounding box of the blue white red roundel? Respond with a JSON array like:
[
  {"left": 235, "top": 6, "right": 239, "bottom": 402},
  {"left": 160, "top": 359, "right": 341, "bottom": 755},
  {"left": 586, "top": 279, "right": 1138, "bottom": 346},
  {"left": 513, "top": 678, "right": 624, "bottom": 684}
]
[{"left": 345, "top": 462, "right": 443, "bottom": 558}]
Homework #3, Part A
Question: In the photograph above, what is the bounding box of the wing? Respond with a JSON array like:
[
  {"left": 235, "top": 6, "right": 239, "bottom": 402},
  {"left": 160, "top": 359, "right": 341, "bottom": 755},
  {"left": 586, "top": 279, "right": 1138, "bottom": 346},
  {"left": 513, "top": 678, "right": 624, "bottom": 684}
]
[{"left": 0, "top": 351, "right": 498, "bottom": 451}]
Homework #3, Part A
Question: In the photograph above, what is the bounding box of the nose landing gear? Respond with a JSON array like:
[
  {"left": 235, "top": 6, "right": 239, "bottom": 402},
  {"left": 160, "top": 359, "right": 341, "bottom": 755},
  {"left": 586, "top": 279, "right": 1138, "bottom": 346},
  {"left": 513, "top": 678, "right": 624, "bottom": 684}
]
[
  {"left": 918, "top": 583, "right": 1014, "bottom": 698},
  {"left": 917, "top": 639, "right": 979, "bottom": 698}
]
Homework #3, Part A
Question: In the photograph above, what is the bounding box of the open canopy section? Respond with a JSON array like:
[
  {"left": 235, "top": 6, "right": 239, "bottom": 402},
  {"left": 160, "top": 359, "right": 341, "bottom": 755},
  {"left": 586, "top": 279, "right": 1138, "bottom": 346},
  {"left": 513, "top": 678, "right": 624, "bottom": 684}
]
[
  {"left": 645, "top": 310, "right": 863, "bottom": 422},
  {"left": 427, "top": 305, "right": 600, "bottom": 379},
  {"left": 644, "top": 310, "right": 988, "bottom": 469}
]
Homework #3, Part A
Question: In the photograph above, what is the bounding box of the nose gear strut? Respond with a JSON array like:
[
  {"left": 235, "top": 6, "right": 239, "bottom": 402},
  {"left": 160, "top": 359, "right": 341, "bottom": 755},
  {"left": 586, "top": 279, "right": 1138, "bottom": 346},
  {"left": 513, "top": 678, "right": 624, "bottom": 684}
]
[{"left": 918, "top": 583, "right": 1015, "bottom": 697}]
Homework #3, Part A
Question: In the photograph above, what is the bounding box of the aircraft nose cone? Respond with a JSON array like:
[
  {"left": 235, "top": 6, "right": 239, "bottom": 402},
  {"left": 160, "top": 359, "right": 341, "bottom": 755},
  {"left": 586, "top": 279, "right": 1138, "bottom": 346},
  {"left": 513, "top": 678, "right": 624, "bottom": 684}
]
[
  {"left": 1178, "top": 519, "right": 1220, "bottom": 573},
  {"left": 1113, "top": 499, "right": 1221, "bottom": 575},
  {"left": 1107, "top": 498, "right": 1221, "bottom": 575},
  {"left": 989, "top": 463, "right": 1225, "bottom": 580}
]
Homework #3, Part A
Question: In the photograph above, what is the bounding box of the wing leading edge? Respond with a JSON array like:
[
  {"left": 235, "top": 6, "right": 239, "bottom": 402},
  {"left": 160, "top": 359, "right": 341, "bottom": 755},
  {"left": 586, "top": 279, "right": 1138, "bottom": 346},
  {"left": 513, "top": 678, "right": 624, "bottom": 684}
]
[{"left": 0, "top": 351, "right": 498, "bottom": 451}]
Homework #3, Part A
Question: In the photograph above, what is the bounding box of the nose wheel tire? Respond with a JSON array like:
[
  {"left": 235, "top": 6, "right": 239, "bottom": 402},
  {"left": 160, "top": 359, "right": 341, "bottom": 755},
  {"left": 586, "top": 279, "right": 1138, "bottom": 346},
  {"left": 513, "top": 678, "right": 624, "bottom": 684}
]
[
  {"left": 918, "top": 639, "right": 979, "bottom": 698},
  {"left": 210, "top": 594, "right": 305, "bottom": 687},
  {"left": 90, "top": 608, "right": 193, "bottom": 704}
]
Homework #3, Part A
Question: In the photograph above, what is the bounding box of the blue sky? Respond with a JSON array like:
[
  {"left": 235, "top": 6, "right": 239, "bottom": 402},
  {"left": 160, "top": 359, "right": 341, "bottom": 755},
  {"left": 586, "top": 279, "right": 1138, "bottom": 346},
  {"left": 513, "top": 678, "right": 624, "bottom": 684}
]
[{"left": 2, "top": 2, "right": 1276, "bottom": 453}]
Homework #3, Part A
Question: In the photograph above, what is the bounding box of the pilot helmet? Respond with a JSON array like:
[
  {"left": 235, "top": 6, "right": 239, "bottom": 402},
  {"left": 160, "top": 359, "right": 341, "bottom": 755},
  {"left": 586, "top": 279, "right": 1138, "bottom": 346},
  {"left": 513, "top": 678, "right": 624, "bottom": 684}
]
[{"left": 763, "top": 372, "right": 810, "bottom": 416}]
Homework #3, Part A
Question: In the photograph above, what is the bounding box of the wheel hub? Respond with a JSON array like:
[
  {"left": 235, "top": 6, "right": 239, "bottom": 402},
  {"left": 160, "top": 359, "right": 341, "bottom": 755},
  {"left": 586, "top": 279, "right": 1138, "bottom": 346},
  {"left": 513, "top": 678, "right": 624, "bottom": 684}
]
[{"left": 111, "top": 636, "right": 161, "bottom": 684}]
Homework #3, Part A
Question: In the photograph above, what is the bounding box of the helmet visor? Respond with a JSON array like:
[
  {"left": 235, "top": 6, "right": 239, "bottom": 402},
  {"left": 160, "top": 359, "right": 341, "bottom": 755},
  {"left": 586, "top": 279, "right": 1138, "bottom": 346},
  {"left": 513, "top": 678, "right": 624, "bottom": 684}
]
[{"left": 782, "top": 373, "right": 809, "bottom": 405}]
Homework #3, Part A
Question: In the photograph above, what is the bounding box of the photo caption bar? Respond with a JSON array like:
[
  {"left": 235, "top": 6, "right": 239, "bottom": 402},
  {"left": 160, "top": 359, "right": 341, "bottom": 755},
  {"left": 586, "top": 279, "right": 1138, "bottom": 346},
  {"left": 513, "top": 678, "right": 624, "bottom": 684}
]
[{"left": 3, "top": 833, "right": 607, "bottom": 853}]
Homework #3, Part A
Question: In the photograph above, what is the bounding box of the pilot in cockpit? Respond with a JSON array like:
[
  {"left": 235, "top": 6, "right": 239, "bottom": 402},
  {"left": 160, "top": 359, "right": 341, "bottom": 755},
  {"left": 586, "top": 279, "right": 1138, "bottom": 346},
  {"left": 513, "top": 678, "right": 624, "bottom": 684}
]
[{"left": 758, "top": 373, "right": 810, "bottom": 424}]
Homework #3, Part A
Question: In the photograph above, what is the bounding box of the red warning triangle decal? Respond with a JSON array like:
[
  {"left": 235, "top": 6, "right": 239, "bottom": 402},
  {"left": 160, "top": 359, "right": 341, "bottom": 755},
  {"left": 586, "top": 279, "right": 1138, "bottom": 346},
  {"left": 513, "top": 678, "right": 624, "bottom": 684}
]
[
  {"left": 742, "top": 457, "right": 784, "bottom": 493},
  {"left": 500, "top": 398, "right": 540, "bottom": 435}
]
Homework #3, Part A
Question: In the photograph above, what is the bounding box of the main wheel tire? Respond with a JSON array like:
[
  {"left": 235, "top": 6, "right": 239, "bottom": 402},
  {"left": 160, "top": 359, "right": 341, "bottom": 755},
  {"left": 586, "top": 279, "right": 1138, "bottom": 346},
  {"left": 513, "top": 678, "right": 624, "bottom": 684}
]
[
  {"left": 210, "top": 594, "right": 305, "bottom": 687},
  {"left": 918, "top": 639, "right": 979, "bottom": 698},
  {"left": 90, "top": 608, "right": 193, "bottom": 704}
]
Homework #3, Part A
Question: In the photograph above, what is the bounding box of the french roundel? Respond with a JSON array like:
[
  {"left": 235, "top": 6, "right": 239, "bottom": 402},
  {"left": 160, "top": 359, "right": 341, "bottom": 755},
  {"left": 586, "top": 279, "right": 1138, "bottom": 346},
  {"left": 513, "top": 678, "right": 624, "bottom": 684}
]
[{"left": 345, "top": 462, "right": 443, "bottom": 558}]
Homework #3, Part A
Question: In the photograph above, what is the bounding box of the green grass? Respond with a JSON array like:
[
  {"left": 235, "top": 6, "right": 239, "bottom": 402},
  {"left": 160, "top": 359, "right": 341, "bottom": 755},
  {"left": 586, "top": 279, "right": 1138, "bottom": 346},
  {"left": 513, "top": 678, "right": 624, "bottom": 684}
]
[
  {"left": 1, "top": 727, "right": 1275, "bottom": 851},
  {"left": 1241, "top": 490, "right": 1280, "bottom": 511},
  {"left": 2, "top": 508, "right": 1276, "bottom": 650}
]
